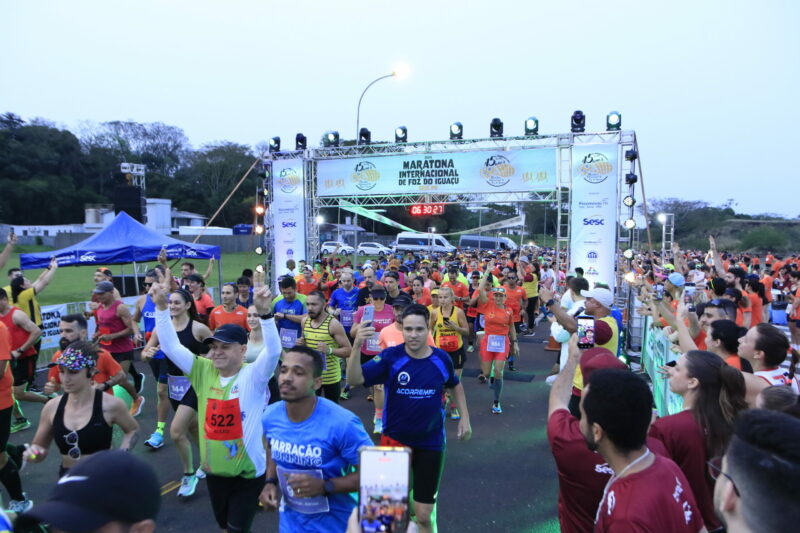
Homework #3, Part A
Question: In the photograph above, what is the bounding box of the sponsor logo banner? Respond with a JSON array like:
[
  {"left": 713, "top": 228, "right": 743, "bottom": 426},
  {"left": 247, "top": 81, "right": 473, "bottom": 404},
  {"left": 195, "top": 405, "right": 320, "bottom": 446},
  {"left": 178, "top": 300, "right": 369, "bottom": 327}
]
[
  {"left": 272, "top": 160, "right": 306, "bottom": 288},
  {"left": 315, "top": 148, "right": 557, "bottom": 197},
  {"left": 570, "top": 144, "right": 618, "bottom": 289}
]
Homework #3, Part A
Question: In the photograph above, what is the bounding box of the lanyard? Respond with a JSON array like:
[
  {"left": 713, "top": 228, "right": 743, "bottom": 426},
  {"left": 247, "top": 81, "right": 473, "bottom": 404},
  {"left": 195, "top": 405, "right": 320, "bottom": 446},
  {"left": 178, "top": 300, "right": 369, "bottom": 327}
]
[{"left": 594, "top": 448, "right": 651, "bottom": 524}]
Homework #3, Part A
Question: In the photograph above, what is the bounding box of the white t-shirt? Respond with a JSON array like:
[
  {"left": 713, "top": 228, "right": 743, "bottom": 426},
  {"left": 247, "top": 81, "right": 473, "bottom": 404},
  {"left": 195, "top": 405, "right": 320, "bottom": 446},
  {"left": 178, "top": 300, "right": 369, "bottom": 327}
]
[{"left": 755, "top": 367, "right": 799, "bottom": 393}]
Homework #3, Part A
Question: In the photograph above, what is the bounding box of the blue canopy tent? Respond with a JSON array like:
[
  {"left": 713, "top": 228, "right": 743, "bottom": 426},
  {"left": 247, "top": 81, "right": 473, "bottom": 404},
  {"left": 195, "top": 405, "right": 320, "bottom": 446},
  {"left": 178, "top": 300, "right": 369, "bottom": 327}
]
[{"left": 20, "top": 212, "right": 222, "bottom": 294}]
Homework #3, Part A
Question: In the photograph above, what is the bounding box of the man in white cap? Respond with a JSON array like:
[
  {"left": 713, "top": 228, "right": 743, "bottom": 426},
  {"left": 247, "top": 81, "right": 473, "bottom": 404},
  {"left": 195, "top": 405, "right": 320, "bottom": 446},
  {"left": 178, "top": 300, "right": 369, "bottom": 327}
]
[{"left": 539, "top": 284, "right": 619, "bottom": 417}]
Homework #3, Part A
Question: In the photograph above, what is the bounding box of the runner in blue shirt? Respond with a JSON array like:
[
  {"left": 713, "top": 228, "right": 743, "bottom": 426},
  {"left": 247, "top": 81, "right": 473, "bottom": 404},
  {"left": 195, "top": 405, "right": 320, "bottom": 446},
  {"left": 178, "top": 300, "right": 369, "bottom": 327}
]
[
  {"left": 272, "top": 277, "right": 307, "bottom": 351},
  {"left": 261, "top": 345, "right": 372, "bottom": 533},
  {"left": 327, "top": 269, "right": 360, "bottom": 400},
  {"left": 347, "top": 303, "right": 472, "bottom": 533}
]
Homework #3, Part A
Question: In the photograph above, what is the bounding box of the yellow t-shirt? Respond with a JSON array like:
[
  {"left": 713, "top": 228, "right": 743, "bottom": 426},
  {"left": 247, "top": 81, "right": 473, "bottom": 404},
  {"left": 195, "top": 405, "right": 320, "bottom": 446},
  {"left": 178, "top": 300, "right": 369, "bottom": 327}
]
[
  {"left": 522, "top": 274, "right": 539, "bottom": 298},
  {"left": 5, "top": 287, "right": 41, "bottom": 326},
  {"left": 572, "top": 316, "right": 619, "bottom": 391}
]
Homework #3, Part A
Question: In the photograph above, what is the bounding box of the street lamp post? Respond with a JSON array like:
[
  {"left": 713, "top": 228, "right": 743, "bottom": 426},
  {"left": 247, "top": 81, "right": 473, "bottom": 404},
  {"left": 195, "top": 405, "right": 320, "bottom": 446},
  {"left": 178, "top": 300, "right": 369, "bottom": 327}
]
[
  {"left": 355, "top": 64, "right": 410, "bottom": 140},
  {"left": 657, "top": 213, "right": 667, "bottom": 257}
]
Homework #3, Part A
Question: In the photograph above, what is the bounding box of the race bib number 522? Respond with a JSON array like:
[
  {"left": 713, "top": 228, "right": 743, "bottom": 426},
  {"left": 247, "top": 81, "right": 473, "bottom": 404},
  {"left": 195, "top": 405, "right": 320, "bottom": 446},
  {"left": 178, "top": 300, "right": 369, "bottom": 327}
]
[{"left": 204, "top": 398, "right": 243, "bottom": 440}]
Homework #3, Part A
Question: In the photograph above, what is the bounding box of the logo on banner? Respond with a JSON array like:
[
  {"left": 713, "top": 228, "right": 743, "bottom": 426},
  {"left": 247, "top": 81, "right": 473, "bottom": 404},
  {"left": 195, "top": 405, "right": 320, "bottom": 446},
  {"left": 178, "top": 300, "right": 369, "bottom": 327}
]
[
  {"left": 79, "top": 252, "right": 97, "bottom": 262},
  {"left": 578, "top": 153, "right": 614, "bottom": 184},
  {"left": 480, "top": 155, "right": 515, "bottom": 187},
  {"left": 278, "top": 167, "right": 302, "bottom": 193},
  {"left": 351, "top": 161, "right": 380, "bottom": 191},
  {"left": 281, "top": 221, "right": 297, "bottom": 228},
  {"left": 587, "top": 266, "right": 600, "bottom": 276},
  {"left": 583, "top": 215, "right": 605, "bottom": 226},
  {"left": 587, "top": 251, "right": 598, "bottom": 262},
  {"left": 287, "top": 248, "right": 294, "bottom": 257}
]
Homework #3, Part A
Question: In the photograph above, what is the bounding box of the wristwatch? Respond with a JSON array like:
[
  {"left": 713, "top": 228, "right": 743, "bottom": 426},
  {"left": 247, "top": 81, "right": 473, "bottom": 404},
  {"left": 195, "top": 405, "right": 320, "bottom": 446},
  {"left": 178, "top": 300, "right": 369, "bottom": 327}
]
[
  {"left": 323, "top": 479, "right": 336, "bottom": 495},
  {"left": 265, "top": 477, "right": 279, "bottom": 486},
  {"left": 259, "top": 312, "right": 275, "bottom": 320},
  {"left": 545, "top": 298, "right": 556, "bottom": 308}
]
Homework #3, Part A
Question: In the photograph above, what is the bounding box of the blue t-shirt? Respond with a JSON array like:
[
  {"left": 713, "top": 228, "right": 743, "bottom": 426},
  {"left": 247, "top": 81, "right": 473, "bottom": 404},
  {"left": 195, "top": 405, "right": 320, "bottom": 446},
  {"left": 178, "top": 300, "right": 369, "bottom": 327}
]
[
  {"left": 329, "top": 287, "right": 359, "bottom": 311},
  {"left": 263, "top": 398, "right": 372, "bottom": 533},
  {"left": 141, "top": 295, "right": 165, "bottom": 360},
  {"left": 361, "top": 344, "right": 459, "bottom": 450},
  {"left": 272, "top": 297, "right": 306, "bottom": 335}
]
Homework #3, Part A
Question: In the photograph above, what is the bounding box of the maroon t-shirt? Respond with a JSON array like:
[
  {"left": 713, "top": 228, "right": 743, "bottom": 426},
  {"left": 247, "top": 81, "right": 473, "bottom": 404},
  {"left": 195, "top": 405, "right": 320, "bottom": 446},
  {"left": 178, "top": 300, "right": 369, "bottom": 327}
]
[
  {"left": 595, "top": 454, "right": 705, "bottom": 532},
  {"left": 547, "top": 409, "right": 670, "bottom": 533},
  {"left": 649, "top": 410, "right": 721, "bottom": 530}
]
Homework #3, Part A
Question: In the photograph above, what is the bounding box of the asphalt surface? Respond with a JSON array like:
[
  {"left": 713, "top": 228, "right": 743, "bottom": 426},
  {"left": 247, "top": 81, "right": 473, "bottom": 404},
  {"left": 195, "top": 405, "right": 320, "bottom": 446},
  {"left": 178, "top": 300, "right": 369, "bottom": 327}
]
[{"left": 10, "top": 321, "right": 562, "bottom": 533}]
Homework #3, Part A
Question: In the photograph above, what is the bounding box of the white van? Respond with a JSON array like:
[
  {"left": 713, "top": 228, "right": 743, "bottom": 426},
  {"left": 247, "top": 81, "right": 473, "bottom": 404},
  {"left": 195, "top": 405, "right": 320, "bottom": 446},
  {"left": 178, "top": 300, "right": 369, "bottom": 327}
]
[
  {"left": 458, "top": 234, "right": 518, "bottom": 251},
  {"left": 393, "top": 232, "right": 457, "bottom": 254}
]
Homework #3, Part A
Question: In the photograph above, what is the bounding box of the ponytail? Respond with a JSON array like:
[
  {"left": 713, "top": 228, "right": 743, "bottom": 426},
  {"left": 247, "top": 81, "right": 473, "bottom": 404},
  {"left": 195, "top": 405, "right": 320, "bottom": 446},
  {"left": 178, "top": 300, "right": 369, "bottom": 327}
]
[
  {"left": 789, "top": 348, "right": 799, "bottom": 381},
  {"left": 718, "top": 363, "right": 747, "bottom": 425}
]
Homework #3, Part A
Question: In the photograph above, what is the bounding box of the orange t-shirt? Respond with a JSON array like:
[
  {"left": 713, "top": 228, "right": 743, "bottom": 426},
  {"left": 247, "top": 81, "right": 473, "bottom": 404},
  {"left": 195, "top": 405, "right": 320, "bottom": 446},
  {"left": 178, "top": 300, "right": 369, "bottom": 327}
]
[
  {"left": 48, "top": 348, "right": 122, "bottom": 395},
  {"left": 0, "top": 323, "right": 12, "bottom": 409},
  {"left": 411, "top": 288, "right": 432, "bottom": 307},
  {"left": 481, "top": 302, "right": 514, "bottom": 336},
  {"left": 694, "top": 329, "right": 707, "bottom": 351},
  {"left": 725, "top": 354, "right": 742, "bottom": 370},
  {"left": 378, "top": 323, "right": 435, "bottom": 349},
  {"left": 208, "top": 305, "right": 249, "bottom": 331},
  {"left": 747, "top": 292, "right": 763, "bottom": 326},
  {"left": 442, "top": 281, "right": 469, "bottom": 309},
  {"left": 297, "top": 278, "right": 320, "bottom": 296},
  {"left": 504, "top": 285, "right": 528, "bottom": 322},
  {"left": 762, "top": 275, "right": 774, "bottom": 302}
]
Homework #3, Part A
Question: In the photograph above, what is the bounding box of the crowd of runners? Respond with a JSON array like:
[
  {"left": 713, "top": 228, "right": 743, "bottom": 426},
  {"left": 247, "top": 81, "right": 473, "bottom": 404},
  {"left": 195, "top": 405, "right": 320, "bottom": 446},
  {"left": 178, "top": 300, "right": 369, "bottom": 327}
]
[{"left": 0, "top": 231, "right": 796, "bottom": 531}]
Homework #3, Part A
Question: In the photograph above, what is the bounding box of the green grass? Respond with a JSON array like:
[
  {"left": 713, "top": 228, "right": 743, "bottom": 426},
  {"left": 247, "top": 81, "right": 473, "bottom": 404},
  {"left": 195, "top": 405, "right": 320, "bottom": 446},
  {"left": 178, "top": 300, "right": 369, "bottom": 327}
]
[{"left": 9, "top": 249, "right": 264, "bottom": 306}]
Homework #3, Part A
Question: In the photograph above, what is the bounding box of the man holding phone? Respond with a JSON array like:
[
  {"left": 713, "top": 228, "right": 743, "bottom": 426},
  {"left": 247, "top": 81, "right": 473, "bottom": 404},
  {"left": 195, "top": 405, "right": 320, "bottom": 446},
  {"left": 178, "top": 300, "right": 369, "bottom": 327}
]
[{"left": 347, "top": 304, "right": 472, "bottom": 533}]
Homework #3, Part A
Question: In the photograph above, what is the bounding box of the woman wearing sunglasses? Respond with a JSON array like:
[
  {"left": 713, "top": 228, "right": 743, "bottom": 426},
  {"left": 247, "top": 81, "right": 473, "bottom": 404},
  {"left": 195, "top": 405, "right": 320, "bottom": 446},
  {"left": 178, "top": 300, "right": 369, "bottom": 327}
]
[{"left": 23, "top": 341, "right": 139, "bottom": 477}]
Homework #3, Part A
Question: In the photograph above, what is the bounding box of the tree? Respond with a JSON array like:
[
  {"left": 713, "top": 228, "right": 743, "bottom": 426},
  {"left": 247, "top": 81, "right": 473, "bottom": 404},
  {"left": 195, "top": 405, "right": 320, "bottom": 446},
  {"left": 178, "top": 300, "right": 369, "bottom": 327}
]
[{"left": 739, "top": 227, "right": 787, "bottom": 251}]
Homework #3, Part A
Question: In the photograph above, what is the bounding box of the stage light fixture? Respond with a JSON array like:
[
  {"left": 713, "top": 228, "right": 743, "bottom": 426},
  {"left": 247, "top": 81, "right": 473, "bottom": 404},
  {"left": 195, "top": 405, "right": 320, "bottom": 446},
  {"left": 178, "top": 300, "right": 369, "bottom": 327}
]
[
  {"left": 606, "top": 111, "right": 622, "bottom": 131},
  {"left": 323, "top": 131, "right": 340, "bottom": 147},
  {"left": 295, "top": 133, "right": 307, "bottom": 150},
  {"left": 255, "top": 264, "right": 265, "bottom": 273},
  {"left": 395, "top": 126, "right": 407, "bottom": 143},
  {"left": 489, "top": 118, "right": 503, "bottom": 138},
  {"left": 625, "top": 173, "right": 638, "bottom": 185},
  {"left": 570, "top": 110, "right": 586, "bottom": 133},
  {"left": 449, "top": 122, "right": 463, "bottom": 140},
  {"left": 625, "top": 149, "right": 638, "bottom": 161},
  {"left": 254, "top": 224, "right": 265, "bottom": 235},
  {"left": 255, "top": 205, "right": 265, "bottom": 215},
  {"left": 624, "top": 271, "right": 636, "bottom": 283},
  {"left": 623, "top": 218, "right": 637, "bottom": 230},
  {"left": 524, "top": 117, "right": 539, "bottom": 136},
  {"left": 358, "top": 127, "right": 371, "bottom": 145},
  {"left": 268, "top": 136, "right": 280, "bottom": 153},
  {"left": 623, "top": 249, "right": 635, "bottom": 260},
  {"left": 255, "top": 246, "right": 264, "bottom": 255},
  {"left": 623, "top": 195, "right": 636, "bottom": 207}
]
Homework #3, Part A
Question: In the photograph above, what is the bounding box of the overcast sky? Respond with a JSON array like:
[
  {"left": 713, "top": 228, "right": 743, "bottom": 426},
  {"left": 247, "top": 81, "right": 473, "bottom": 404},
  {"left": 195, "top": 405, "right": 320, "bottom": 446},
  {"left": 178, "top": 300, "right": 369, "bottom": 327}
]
[{"left": 3, "top": 1, "right": 798, "bottom": 217}]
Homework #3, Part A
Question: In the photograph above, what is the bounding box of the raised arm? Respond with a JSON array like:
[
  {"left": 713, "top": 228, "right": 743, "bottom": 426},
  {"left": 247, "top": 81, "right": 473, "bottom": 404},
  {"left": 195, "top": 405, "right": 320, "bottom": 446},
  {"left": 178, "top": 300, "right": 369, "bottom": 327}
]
[
  {"left": 346, "top": 325, "right": 375, "bottom": 387},
  {"left": 203, "top": 258, "right": 215, "bottom": 281},
  {"left": 0, "top": 233, "right": 16, "bottom": 273},
  {"left": 548, "top": 335, "right": 582, "bottom": 418},
  {"left": 31, "top": 257, "right": 59, "bottom": 294},
  {"left": 248, "top": 272, "right": 281, "bottom": 383},
  {"left": 151, "top": 269, "right": 195, "bottom": 375},
  {"left": 539, "top": 286, "right": 577, "bottom": 333}
]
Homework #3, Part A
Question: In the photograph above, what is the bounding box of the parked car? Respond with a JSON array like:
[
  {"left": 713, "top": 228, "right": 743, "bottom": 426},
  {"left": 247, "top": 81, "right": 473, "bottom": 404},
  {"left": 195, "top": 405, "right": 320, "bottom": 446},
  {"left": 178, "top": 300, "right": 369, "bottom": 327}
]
[
  {"left": 320, "top": 241, "right": 354, "bottom": 254},
  {"left": 357, "top": 242, "right": 392, "bottom": 256}
]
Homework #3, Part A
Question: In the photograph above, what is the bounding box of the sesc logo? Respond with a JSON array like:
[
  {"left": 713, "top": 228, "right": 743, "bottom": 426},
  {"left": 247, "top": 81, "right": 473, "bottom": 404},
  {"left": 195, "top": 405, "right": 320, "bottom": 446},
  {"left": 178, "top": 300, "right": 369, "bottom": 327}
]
[
  {"left": 577, "top": 153, "right": 614, "bottom": 184},
  {"left": 480, "top": 155, "right": 515, "bottom": 187},
  {"left": 351, "top": 161, "right": 380, "bottom": 191},
  {"left": 79, "top": 252, "right": 97, "bottom": 262},
  {"left": 582, "top": 215, "right": 605, "bottom": 226},
  {"left": 281, "top": 221, "right": 297, "bottom": 228}
]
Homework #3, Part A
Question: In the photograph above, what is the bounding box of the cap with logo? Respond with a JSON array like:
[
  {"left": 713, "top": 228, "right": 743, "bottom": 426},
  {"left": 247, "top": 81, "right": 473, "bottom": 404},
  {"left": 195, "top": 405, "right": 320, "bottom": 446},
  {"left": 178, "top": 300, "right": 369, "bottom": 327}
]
[
  {"left": 19, "top": 450, "right": 160, "bottom": 531},
  {"left": 203, "top": 324, "right": 248, "bottom": 345},
  {"left": 92, "top": 281, "right": 114, "bottom": 294}
]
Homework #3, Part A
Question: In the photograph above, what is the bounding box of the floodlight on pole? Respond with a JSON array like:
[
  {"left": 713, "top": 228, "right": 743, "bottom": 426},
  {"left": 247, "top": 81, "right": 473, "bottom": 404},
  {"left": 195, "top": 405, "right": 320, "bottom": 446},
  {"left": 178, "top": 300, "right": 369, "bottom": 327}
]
[
  {"left": 524, "top": 117, "right": 539, "bottom": 136},
  {"left": 570, "top": 110, "right": 586, "bottom": 133},
  {"left": 323, "top": 131, "right": 339, "bottom": 147},
  {"left": 489, "top": 118, "right": 503, "bottom": 138},
  {"left": 315, "top": 215, "right": 324, "bottom": 225},
  {"left": 606, "top": 111, "right": 622, "bottom": 131},
  {"left": 657, "top": 213, "right": 667, "bottom": 225},
  {"left": 295, "top": 133, "right": 307, "bottom": 150},
  {"left": 268, "top": 136, "right": 280, "bottom": 153},
  {"left": 450, "top": 122, "right": 463, "bottom": 140},
  {"left": 395, "top": 126, "right": 407, "bottom": 143}
]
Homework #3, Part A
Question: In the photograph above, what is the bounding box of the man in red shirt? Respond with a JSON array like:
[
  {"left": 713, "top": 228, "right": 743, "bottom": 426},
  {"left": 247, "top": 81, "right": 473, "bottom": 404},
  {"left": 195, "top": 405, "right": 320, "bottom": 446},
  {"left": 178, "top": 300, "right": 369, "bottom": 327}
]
[
  {"left": 43, "top": 314, "right": 133, "bottom": 397},
  {"left": 208, "top": 284, "right": 249, "bottom": 331},
  {"left": 441, "top": 266, "right": 469, "bottom": 309},
  {"left": 296, "top": 266, "right": 320, "bottom": 296},
  {"left": 580, "top": 368, "right": 705, "bottom": 532}
]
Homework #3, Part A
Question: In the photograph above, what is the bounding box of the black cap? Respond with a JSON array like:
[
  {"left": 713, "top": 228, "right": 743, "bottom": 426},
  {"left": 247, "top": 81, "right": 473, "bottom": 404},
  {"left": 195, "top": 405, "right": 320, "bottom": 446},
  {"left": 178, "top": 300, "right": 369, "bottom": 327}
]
[
  {"left": 391, "top": 293, "right": 413, "bottom": 308},
  {"left": 203, "top": 324, "right": 248, "bottom": 345},
  {"left": 20, "top": 450, "right": 160, "bottom": 530},
  {"left": 186, "top": 273, "right": 205, "bottom": 285},
  {"left": 92, "top": 281, "right": 114, "bottom": 294},
  {"left": 370, "top": 286, "right": 387, "bottom": 298}
]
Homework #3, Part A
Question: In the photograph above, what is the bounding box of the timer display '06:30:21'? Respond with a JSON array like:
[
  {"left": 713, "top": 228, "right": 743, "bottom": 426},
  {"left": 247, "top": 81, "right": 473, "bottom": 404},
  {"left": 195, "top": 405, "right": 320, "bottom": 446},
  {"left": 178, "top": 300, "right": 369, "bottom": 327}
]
[{"left": 409, "top": 204, "right": 445, "bottom": 216}]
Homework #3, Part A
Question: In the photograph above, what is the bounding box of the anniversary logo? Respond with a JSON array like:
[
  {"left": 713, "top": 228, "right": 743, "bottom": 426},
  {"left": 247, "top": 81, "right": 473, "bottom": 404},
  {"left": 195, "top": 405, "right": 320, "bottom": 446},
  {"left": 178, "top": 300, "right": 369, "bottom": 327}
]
[
  {"left": 577, "top": 152, "right": 614, "bottom": 184},
  {"left": 351, "top": 161, "right": 381, "bottom": 191},
  {"left": 480, "top": 155, "right": 515, "bottom": 187},
  {"left": 278, "top": 166, "right": 301, "bottom": 193}
]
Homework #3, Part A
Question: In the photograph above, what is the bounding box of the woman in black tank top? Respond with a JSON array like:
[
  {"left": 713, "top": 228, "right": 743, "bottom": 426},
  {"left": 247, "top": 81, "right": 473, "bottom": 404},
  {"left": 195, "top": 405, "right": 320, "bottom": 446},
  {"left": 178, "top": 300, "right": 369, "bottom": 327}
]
[
  {"left": 141, "top": 289, "right": 211, "bottom": 497},
  {"left": 23, "top": 341, "right": 139, "bottom": 476}
]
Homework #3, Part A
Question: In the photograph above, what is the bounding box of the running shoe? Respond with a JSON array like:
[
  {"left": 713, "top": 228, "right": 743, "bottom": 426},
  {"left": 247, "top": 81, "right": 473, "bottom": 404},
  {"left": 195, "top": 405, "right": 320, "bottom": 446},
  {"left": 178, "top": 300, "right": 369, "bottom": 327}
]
[
  {"left": 144, "top": 431, "right": 165, "bottom": 450},
  {"left": 10, "top": 417, "right": 31, "bottom": 433},
  {"left": 492, "top": 402, "right": 503, "bottom": 414},
  {"left": 545, "top": 374, "right": 558, "bottom": 386},
  {"left": 135, "top": 372, "right": 146, "bottom": 395},
  {"left": 195, "top": 467, "right": 206, "bottom": 479},
  {"left": 450, "top": 408, "right": 461, "bottom": 420},
  {"left": 524, "top": 330, "right": 536, "bottom": 337},
  {"left": 8, "top": 494, "right": 33, "bottom": 513},
  {"left": 508, "top": 361, "right": 516, "bottom": 372},
  {"left": 466, "top": 345, "right": 474, "bottom": 352},
  {"left": 177, "top": 475, "right": 198, "bottom": 498},
  {"left": 373, "top": 418, "right": 383, "bottom": 434},
  {"left": 366, "top": 394, "right": 374, "bottom": 402},
  {"left": 477, "top": 374, "right": 487, "bottom": 384},
  {"left": 129, "top": 396, "right": 146, "bottom": 417},
  {"left": 340, "top": 386, "right": 350, "bottom": 400}
]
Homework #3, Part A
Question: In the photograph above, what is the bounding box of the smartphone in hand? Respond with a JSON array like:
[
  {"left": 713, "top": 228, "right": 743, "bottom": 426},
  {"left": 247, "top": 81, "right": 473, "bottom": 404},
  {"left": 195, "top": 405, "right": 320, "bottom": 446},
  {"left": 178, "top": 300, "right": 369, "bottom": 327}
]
[
  {"left": 576, "top": 315, "right": 595, "bottom": 349},
  {"left": 359, "top": 447, "right": 411, "bottom": 533}
]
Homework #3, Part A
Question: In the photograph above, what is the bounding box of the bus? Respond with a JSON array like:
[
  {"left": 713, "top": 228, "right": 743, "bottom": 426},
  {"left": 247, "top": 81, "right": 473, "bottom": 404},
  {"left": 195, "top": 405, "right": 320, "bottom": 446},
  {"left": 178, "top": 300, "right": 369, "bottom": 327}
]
[{"left": 457, "top": 234, "right": 518, "bottom": 251}]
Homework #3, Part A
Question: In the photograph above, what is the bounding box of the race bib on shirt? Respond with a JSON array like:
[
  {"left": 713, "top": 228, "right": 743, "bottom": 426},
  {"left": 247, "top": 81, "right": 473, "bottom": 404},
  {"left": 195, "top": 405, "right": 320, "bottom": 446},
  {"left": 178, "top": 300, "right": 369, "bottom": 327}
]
[
  {"left": 366, "top": 335, "right": 381, "bottom": 352},
  {"left": 487, "top": 334, "right": 507, "bottom": 352},
  {"left": 439, "top": 335, "right": 460, "bottom": 352},
  {"left": 204, "top": 398, "right": 243, "bottom": 440},
  {"left": 280, "top": 328, "right": 298, "bottom": 349},
  {"left": 277, "top": 466, "right": 330, "bottom": 514},
  {"left": 339, "top": 310, "right": 353, "bottom": 328},
  {"left": 167, "top": 375, "right": 191, "bottom": 401}
]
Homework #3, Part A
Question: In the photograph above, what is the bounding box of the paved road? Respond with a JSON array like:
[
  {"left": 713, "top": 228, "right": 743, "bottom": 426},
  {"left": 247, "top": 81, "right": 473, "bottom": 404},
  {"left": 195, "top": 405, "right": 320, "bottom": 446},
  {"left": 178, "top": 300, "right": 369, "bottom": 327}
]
[{"left": 10, "top": 322, "right": 561, "bottom": 532}]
